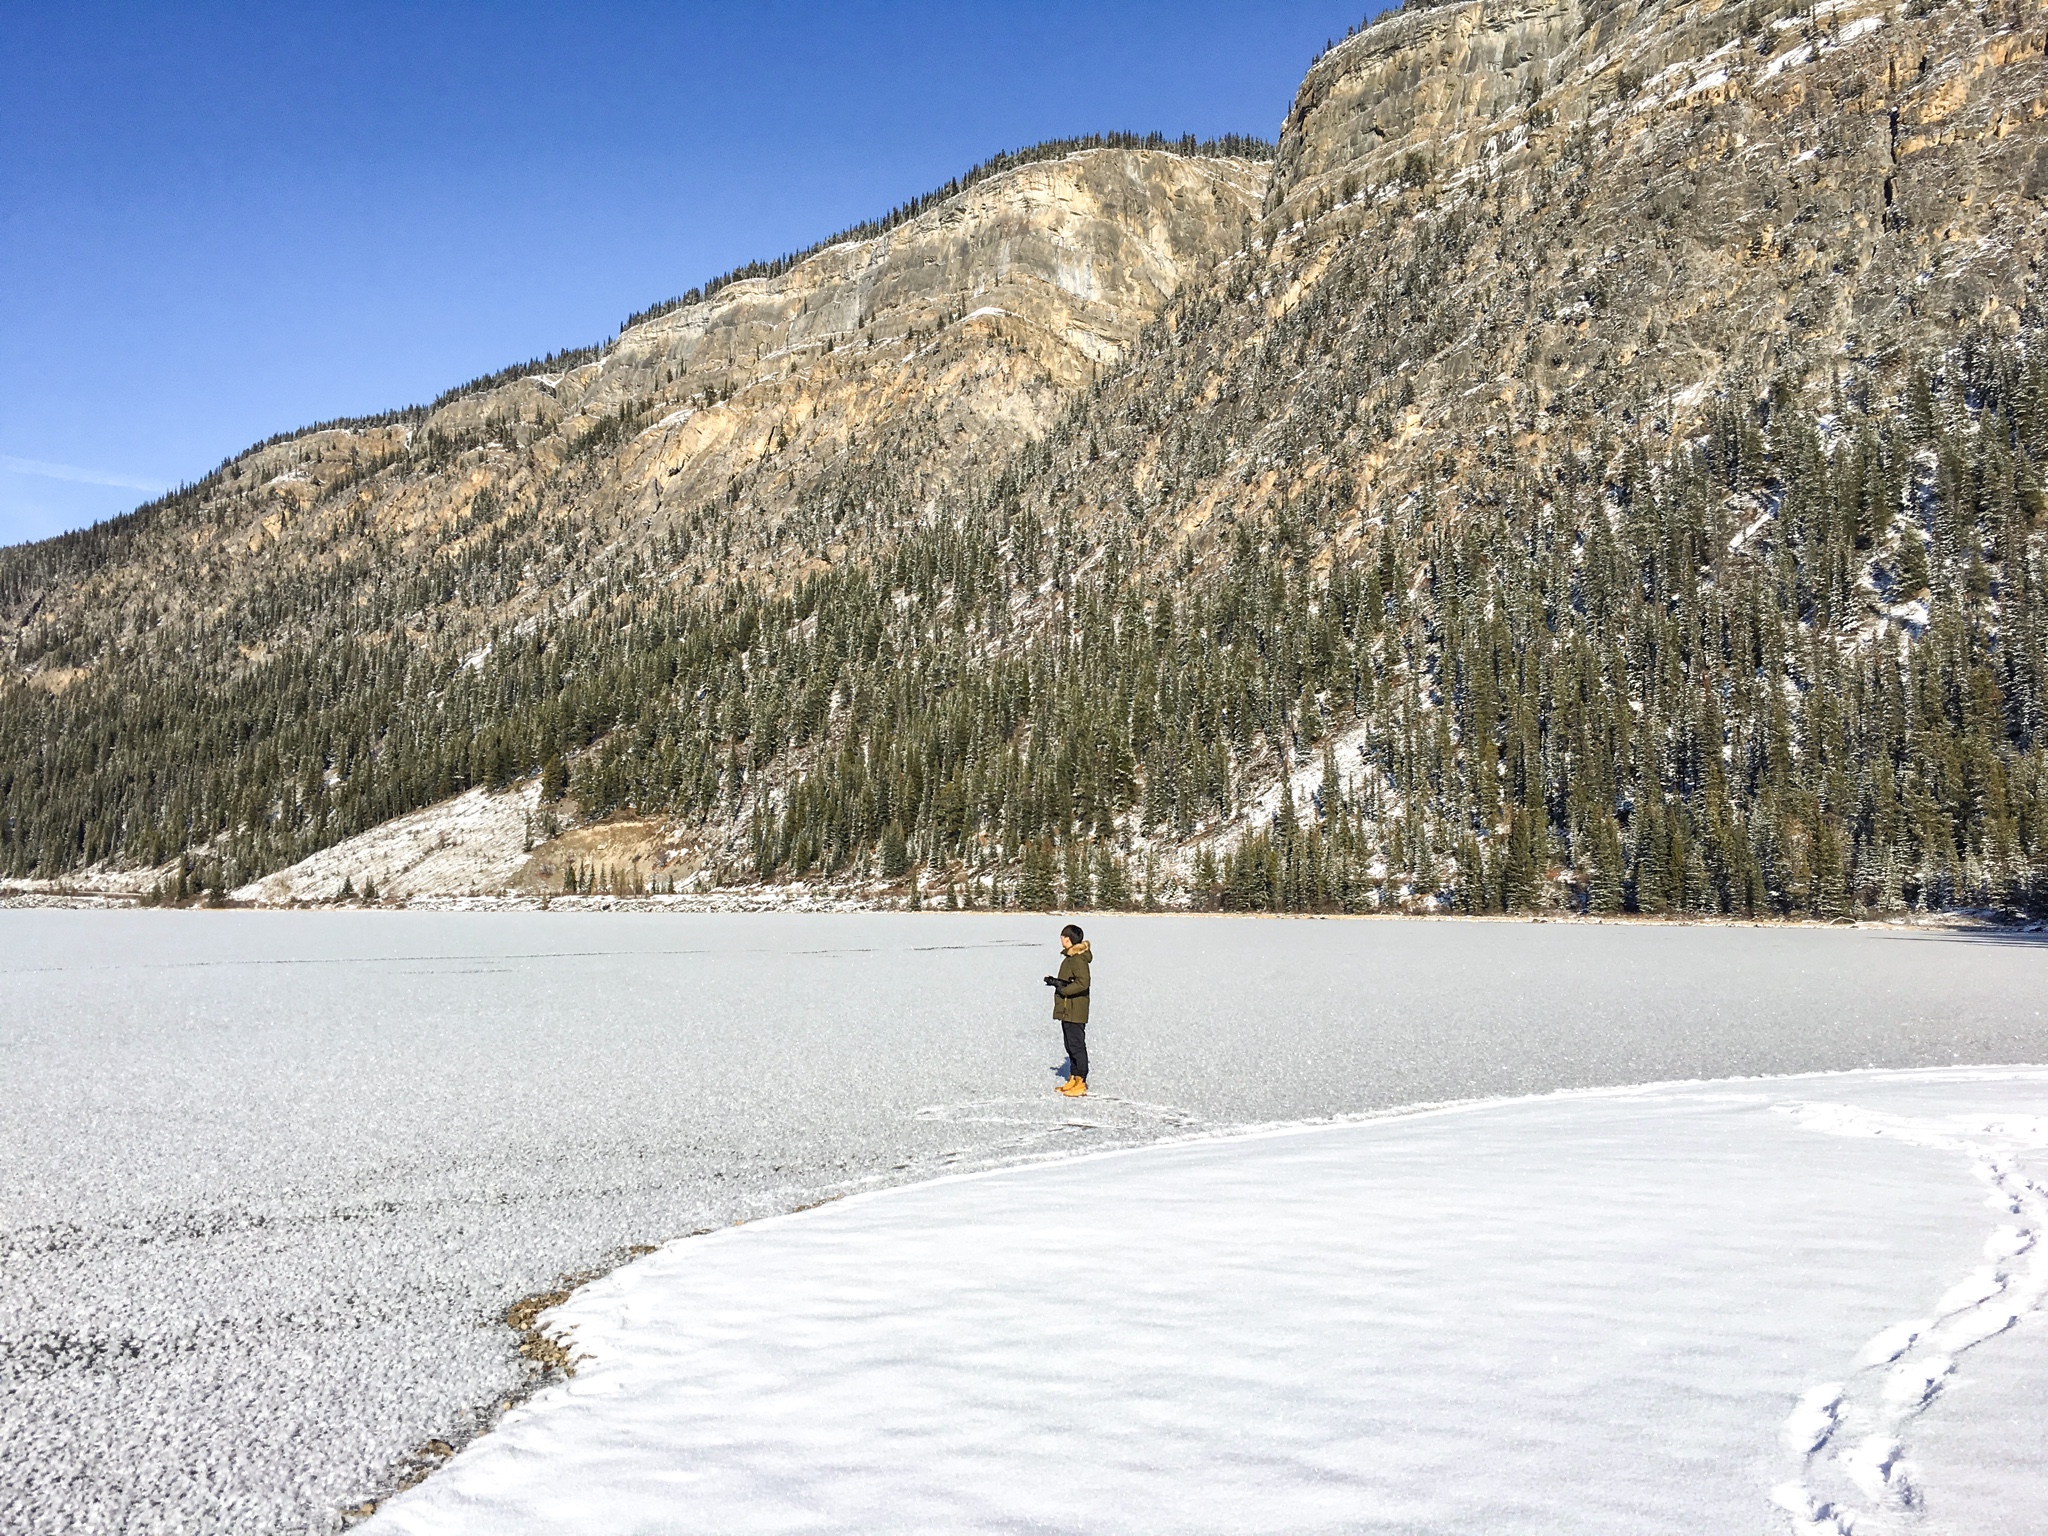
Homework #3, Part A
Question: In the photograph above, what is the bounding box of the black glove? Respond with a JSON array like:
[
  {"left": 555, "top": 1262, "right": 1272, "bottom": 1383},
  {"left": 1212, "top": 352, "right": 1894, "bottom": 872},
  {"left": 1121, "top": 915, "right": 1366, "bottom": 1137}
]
[{"left": 1043, "top": 975, "right": 1058, "bottom": 986}]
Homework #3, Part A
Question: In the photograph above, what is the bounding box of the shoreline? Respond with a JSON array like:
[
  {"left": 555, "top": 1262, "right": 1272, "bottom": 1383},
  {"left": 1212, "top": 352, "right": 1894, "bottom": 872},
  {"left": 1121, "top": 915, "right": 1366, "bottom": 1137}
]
[{"left": 2, "top": 885, "right": 2042, "bottom": 932}]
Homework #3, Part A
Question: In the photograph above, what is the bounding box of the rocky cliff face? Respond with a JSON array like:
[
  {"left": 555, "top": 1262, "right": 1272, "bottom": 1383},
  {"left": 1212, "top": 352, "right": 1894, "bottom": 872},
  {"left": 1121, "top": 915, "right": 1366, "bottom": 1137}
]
[
  {"left": 1050, "top": 0, "right": 2048, "bottom": 554},
  {"left": 438, "top": 144, "right": 1263, "bottom": 543},
  {"left": 3, "top": 145, "right": 1262, "bottom": 667},
  {"left": 24, "top": 0, "right": 2045, "bottom": 671}
]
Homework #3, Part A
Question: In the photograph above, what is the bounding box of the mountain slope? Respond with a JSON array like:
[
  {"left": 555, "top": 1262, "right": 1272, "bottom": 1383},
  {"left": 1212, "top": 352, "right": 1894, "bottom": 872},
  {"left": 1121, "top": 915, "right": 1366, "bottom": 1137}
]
[
  {"left": 1, "top": 140, "right": 1262, "bottom": 665},
  {"left": 3, "top": 0, "right": 2047, "bottom": 919}
]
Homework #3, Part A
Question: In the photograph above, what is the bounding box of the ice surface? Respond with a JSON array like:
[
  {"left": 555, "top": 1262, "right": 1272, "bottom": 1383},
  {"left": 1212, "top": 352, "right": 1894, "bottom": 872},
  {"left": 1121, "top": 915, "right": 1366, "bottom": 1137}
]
[
  {"left": 363, "top": 1071, "right": 2048, "bottom": 1535},
  {"left": 2, "top": 912, "right": 2044, "bottom": 1532}
]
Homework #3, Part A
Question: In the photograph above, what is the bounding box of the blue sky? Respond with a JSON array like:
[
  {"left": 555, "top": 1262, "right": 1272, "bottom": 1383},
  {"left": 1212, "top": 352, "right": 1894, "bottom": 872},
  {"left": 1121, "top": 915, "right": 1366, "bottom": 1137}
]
[{"left": 0, "top": 2, "right": 1373, "bottom": 548}]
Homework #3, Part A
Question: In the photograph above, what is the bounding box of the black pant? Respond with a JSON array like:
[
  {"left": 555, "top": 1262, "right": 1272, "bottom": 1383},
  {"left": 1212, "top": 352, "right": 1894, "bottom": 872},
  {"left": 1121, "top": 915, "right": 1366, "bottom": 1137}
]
[{"left": 1062, "top": 1021, "right": 1088, "bottom": 1083}]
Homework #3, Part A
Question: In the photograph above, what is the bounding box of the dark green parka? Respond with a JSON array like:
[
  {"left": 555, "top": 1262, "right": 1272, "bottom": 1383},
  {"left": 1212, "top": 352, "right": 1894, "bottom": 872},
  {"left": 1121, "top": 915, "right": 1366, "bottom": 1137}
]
[{"left": 1051, "top": 941, "right": 1092, "bottom": 1024}]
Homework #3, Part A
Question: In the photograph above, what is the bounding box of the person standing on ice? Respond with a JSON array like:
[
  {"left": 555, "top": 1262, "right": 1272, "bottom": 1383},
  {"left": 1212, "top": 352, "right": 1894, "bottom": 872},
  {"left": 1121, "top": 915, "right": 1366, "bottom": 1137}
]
[{"left": 1045, "top": 924, "right": 1092, "bottom": 1097}]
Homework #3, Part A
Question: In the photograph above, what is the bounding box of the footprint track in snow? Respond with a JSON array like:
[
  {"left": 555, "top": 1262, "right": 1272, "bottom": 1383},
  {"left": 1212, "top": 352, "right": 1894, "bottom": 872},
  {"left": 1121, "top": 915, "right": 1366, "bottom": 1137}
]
[
  {"left": 1853, "top": 1321, "right": 1924, "bottom": 1370},
  {"left": 1780, "top": 1383, "right": 1843, "bottom": 1455},
  {"left": 1771, "top": 1095, "right": 2048, "bottom": 1534}
]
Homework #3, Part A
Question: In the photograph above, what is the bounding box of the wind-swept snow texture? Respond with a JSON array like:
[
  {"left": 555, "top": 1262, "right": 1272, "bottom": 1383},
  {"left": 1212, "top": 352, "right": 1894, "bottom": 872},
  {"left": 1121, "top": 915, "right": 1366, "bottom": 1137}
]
[
  {"left": 367, "top": 1070, "right": 2048, "bottom": 1536},
  {"left": 1, "top": 913, "right": 2043, "bottom": 1533}
]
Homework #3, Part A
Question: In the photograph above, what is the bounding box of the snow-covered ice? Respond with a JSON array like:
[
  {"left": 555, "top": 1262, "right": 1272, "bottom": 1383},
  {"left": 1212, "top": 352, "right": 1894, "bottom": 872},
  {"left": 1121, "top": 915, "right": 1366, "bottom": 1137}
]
[
  {"left": 365, "top": 1069, "right": 2048, "bottom": 1535},
  {"left": 2, "top": 912, "right": 2043, "bottom": 1532}
]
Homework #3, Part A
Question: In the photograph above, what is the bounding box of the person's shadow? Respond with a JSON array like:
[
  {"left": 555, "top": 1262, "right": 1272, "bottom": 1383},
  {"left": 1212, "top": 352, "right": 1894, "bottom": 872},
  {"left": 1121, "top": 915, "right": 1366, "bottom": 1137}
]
[{"left": 1052, "top": 1057, "right": 1072, "bottom": 1078}]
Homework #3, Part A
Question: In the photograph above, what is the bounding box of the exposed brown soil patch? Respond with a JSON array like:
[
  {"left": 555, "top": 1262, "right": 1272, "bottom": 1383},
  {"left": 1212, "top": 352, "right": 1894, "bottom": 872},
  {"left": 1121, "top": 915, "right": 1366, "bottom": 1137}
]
[
  {"left": 515, "top": 816, "right": 707, "bottom": 897},
  {"left": 338, "top": 1243, "right": 658, "bottom": 1527}
]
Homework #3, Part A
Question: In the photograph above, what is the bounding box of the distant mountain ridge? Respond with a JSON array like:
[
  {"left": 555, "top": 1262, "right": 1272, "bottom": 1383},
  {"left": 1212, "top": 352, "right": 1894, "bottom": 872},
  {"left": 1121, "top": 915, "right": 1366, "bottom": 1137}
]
[
  {"left": 5, "top": 130, "right": 1275, "bottom": 577},
  {"left": 4, "top": 0, "right": 2046, "bottom": 922}
]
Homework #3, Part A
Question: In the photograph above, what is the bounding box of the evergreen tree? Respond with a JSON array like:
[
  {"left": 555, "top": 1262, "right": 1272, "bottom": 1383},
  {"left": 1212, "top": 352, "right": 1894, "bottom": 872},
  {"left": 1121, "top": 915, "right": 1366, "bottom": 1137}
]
[
  {"left": 880, "top": 820, "right": 910, "bottom": 878},
  {"left": 1094, "top": 844, "right": 1131, "bottom": 910},
  {"left": 1062, "top": 841, "right": 1092, "bottom": 910},
  {"left": 1019, "top": 840, "right": 1058, "bottom": 910}
]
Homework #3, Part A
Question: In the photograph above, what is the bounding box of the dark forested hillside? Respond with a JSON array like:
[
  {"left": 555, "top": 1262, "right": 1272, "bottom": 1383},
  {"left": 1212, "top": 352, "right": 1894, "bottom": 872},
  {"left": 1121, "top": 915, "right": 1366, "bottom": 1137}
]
[{"left": 3, "top": 0, "right": 2046, "bottom": 918}]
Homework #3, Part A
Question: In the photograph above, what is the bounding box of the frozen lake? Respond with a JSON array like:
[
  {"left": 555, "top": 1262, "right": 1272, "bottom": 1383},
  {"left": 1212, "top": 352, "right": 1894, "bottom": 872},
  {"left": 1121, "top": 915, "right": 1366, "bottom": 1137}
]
[{"left": 2, "top": 911, "right": 2044, "bottom": 1533}]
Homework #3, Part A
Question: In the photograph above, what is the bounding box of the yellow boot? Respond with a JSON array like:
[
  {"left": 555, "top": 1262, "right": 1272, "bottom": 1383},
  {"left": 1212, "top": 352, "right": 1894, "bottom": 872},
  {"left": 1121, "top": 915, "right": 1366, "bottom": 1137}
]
[{"left": 1059, "top": 1075, "right": 1088, "bottom": 1097}]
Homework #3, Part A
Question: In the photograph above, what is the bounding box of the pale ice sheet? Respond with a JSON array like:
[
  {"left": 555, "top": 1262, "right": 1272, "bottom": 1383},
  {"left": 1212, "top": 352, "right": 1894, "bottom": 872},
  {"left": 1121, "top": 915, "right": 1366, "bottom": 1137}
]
[
  {"left": 367, "top": 1070, "right": 2048, "bottom": 1536},
  {"left": 2, "top": 912, "right": 2044, "bottom": 1532}
]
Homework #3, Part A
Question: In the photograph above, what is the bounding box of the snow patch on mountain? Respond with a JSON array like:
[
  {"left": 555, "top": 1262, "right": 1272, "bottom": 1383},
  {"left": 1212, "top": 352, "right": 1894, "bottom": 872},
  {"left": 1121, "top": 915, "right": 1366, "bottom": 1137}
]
[{"left": 233, "top": 783, "right": 541, "bottom": 904}]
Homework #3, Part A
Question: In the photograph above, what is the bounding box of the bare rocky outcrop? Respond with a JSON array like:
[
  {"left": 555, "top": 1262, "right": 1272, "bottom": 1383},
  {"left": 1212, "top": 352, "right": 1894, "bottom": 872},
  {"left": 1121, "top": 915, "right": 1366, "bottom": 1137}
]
[
  {"left": 0, "top": 146, "right": 1264, "bottom": 670},
  {"left": 429, "top": 145, "right": 1265, "bottom": 523},
  {"left": 16, "top": 0, "right": 2045, "bottom": 663},
  {"left": 1040, "top": 0, "right": 2048, "bottom": 560}
]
